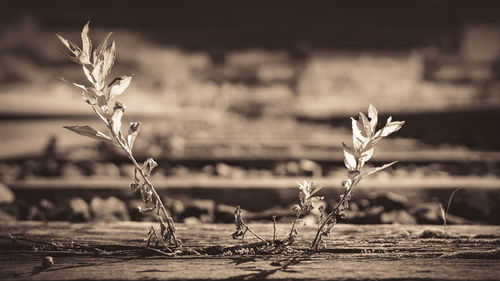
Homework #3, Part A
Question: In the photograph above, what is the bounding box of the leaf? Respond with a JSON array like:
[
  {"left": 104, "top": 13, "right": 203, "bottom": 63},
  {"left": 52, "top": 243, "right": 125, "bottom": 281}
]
[
  {"left": 368, "top": 103, "right": 378, "bottom": 133},
  {"left": 102, "top": 41, "right": 116, "bottom": 77},
  {"left": 92, "top": 60, "right": 104, "bottom": 90},
  {"left": 96, "top": 91, "right": 109, "bottom": 113},
  {"left": 380, "top": 121, "right": 405, "bottom": 137},
  {"left": 439, "top": 203, "right": 446, "bottom": 222},
  {"left": 56, "top": 34, "right": 81, "bottom": 58},
  {"left": 130, "top": 182, "right": 140, "bottom": 192},
  {"left": 111, "top": 102, "right": 126, "bottom": 136},
  {"left": 126, "top": 122, "right": 141, "bottom": 150},
  {"left": 108, "top": 76, "right": 132, "bottom": 100},
  {"left": 80, "top": 21, "right": 92, "bottom": 64},
  {"left": 342, "top": 142, "right": 357, "bottom": 171},
  {"left": 96, "top": 32, "right": 113, "bottom": 58},
  {"left": 82, "top": 91, "right": 97, "bottom": 105},
  {"left": 64, "top": 125, "right": 112, "bottom": 143},
  {"left": 142, "top": 158, "right": 158, "bottom": 177},
  {"left": 361, "top": 161, "right": 397, "bottom": 177},
  {"left": 359, "top": 112, "right": 372, "bottom": 137},
  {"left": 82, "top": 65, "right": 95, "bottom": 84},
  {"left": 359, "top": 146, "right": 374, "bottom": 164},
  {"left": 351, "top": 117, "right": 365, "bottom": 152},
  {"left": 59, "top": 77, "right": 88, "bottom": 92}
]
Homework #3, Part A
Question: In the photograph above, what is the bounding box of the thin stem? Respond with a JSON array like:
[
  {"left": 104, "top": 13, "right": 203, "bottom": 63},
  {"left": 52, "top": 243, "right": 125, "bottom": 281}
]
[
  {"left": 245, "top": 225, "right": 268, "bottom": 244},
  {"left": 272, "top": 216, "right": 277, "bottom": 242},
  {"left": 444, "top": 187, "right": 462, "bottom": 238},
  {"left": 124, "top": 146, "right": 180, "bottom": 247},
  {"left": 310, "top": 184, "right": 356, "bottom": 251},
  {"left": 105, "top": 116, "right": 180, "bottom": 248},
  {"left": 287, "top": 210, "right": 302, "bottom": 243}
]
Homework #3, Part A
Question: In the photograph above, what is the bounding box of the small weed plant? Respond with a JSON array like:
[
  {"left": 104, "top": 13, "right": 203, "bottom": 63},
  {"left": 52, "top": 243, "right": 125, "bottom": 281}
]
[
  {"left": 310, "top": 104, "right": 404, "bottom": 250},
  {"left": 58, "top": 22, "right": 180, "bottom": 250},
  {"left": 231, "top": 104, "right": 404, "bottom": 252}
]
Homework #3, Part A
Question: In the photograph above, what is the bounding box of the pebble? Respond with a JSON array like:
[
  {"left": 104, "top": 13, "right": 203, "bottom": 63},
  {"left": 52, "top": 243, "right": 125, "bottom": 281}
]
[{"left": 0, "top": 182, "right": 15, "bottom": 204}]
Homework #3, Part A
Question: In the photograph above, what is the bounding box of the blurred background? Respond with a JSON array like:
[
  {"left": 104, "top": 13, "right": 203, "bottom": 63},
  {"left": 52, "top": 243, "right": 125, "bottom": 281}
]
[{"left": 0, "top": 0, "right": 499, "bottom": 226}]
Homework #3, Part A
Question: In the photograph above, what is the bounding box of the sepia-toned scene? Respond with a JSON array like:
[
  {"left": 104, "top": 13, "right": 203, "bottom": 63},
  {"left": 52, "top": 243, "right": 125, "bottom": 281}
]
[{"left": 1, "top": 1, "right": 499, "bottom": 280}]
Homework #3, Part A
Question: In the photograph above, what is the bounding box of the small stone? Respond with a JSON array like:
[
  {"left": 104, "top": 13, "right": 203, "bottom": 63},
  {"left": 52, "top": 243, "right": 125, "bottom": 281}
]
[
  {"left": 370, "top": 192, "right": 408, "bottom": 211},
  {"left": 183, "top": 199, "right": 215, "bottom": 220},
  {"left": 60, "top": 163, "right": 84, "bottom": 178},
  {"left": 410, "top": 202, "right": 442, "bottom": 224},
  {"left": 0, "top": 182, "right": 15, "bottom": 204},
  {"left": 183, "top": 216, "right": 201, "bottom": 225},
  {"left": 285, "top": 161, "right": 300, "bottom": 176},
  {"left": 68, "top": 198, "right": 91, "bottom": 222},
  {"left": 91, "top": 196, "right": 130, "bottom": 221},
  {"left": 215, "top": 163, "right": 232, "bottom": 177},
  {"left": 356, "top": 198, "right": 371, "bottom": 210},
  {"left": 381, "top": 210, "right": 417, "bottom": 224},
  {"left": 351, "top": 206, "right": 385, "bottom": 224},
  {"left": 299, "top": 159, "right": 322, "bottom": 177},
  {"left": 42, "top": 256, "right": 54, "bottom": 267},
  {"left": 201, "top": 165, "right": 215, "bottom": 175}
]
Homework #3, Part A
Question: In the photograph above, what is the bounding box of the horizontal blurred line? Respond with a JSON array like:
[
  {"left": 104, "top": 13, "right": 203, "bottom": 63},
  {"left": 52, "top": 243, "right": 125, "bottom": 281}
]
[{"left": 6, "top": 176, "right": 500, "bottom": 191}]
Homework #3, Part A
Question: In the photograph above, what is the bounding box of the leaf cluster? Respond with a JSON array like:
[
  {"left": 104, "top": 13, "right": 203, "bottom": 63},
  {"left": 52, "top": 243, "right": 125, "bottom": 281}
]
[
  {"left": 58, "top": 22, "right": 137, "bottom": 153},
  {"left": 311, "top": 104, "right": 404, "bottom": 251}
]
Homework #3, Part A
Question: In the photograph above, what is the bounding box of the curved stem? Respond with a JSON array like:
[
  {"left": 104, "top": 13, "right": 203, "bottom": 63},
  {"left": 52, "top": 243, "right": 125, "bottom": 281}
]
[
  {"left": 286, "top": 210, "right": 302, "bottom": 243},
  {"left": 310, "top": 182, "right": 357, "bottom": 251},
  {"left": 106, "top": 117, "right": 180, "bottom": 247}
]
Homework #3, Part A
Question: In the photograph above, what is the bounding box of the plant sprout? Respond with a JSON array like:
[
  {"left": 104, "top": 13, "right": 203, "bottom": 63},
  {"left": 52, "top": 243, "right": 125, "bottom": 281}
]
[
  {"left": 286, "top": 180, "right": 323, "bottom": 245},
  {"left": 58, "top": 22, "right": 180, "bottom": 250},
  {"left": 310, "top": 104, "right": 404, "bottom": 251}
]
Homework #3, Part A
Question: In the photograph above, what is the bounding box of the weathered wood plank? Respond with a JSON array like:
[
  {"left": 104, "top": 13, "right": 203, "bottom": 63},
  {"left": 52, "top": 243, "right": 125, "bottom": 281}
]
[{"left": 1, "top": 222, "right": 499, "bottom": 280}]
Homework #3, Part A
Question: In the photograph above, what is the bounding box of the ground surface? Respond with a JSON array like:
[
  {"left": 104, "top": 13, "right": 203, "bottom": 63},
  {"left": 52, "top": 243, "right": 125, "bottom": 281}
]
[{"left": 1, "top": 222, "right": 499, "bottom": 280}]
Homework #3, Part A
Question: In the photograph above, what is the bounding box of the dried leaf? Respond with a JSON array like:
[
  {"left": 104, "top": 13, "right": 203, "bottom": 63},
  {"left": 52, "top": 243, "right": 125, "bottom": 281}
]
[
  {"left": 342, "top": 142, "right": 357, "bottom": 171},
  {"left": 108, "top": 76, "right": 131, "bottom": 100},
  {"left": 368, "top": 103, "right": 378, "bottom": 132},
  {"left": 130, "top": 182, "right": 140, "bottom": 192},
  {"left": 140, "top": 184, "right": 153, "bottom": 203},
  {"left": 63, "top": 125, "right": 112, "bottom": 143},
  {"left": 126, "top": 122, "right": 141, "bottom": 150},
  {"left": 142, "top": 158, "right": 158, "bottom": 177}
]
